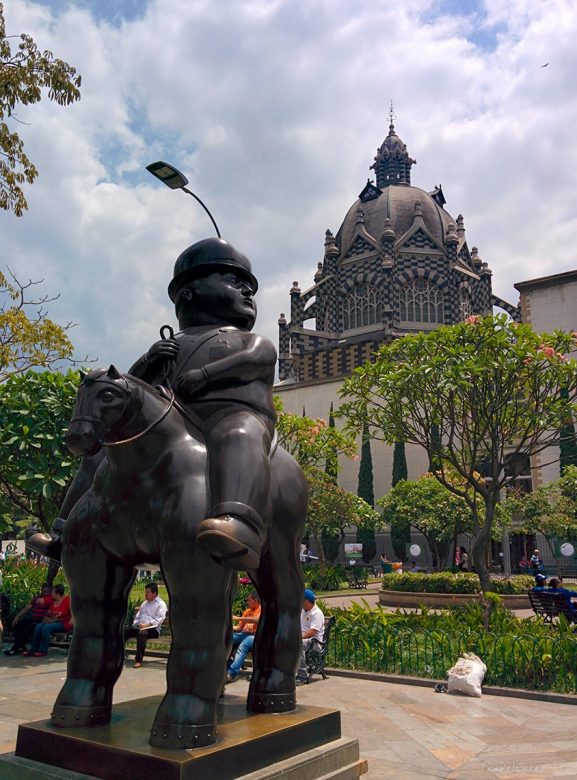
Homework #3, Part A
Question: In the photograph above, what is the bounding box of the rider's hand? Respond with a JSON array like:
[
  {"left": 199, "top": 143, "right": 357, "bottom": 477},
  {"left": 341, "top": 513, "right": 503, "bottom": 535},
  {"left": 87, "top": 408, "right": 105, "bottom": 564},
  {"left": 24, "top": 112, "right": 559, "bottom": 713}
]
[
  {"left": 145, "top": 338, "right": 179, "bottom": 365},
  {"left": 175, "top": 369, "right": 206, "bottom": 400}
]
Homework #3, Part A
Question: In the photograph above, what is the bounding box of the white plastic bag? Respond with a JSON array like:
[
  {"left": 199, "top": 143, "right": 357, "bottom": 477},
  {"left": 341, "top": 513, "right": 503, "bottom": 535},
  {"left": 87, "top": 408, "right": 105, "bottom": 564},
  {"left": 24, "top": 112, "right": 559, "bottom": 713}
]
[{"left": 447, "top": 652, "right": 486, "bottom": 697}]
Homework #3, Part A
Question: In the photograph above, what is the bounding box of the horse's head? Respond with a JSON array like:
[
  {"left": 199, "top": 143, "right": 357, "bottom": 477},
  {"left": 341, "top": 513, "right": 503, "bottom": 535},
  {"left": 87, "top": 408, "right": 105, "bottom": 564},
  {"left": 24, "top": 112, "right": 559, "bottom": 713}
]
[{"left": 65, "top": 366, "right": 132, "bottom": 456}]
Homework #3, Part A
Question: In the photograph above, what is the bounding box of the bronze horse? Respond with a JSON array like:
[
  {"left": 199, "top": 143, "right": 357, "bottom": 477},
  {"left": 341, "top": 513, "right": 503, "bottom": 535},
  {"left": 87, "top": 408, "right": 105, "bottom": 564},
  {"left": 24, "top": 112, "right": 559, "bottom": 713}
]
[{"left": 53, "top": 366, "right": 306, "bottom": 749}]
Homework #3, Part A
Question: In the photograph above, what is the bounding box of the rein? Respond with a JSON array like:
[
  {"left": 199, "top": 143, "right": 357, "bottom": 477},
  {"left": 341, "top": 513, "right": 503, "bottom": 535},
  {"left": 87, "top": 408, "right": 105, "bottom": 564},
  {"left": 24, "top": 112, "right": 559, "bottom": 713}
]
[{"left": 103, "top": 388, "right": 176, "bottom": 448}]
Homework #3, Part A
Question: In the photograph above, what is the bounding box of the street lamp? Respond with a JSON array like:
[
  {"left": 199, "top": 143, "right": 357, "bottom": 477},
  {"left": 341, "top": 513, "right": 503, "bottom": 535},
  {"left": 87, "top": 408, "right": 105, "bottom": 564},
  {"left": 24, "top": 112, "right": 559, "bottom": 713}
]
[{"left": 146, "top": 161, "right": 221, "bottom": 238}]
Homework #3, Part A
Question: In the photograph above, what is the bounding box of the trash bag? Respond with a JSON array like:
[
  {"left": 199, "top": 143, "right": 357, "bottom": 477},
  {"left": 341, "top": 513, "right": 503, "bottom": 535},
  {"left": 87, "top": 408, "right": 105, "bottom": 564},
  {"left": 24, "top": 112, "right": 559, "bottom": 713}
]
[{"left": 447, "top": 652, "right": 486, "bottom": 697}]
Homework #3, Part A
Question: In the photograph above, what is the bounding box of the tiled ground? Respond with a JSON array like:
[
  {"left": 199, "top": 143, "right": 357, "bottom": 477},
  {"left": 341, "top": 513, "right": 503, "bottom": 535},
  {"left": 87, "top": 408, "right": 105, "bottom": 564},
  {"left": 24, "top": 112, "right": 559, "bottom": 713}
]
[{"left": 2, "top": 651, "right": 577, "bottom": 779}]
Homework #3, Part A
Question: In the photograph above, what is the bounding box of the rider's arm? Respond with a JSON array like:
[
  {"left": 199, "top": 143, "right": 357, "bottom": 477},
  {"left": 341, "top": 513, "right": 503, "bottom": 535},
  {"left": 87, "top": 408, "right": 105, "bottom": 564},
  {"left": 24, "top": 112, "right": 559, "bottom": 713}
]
[
  {"left": 177, "top": 334, "right": 276, "bottom": 397},
  {"left": 128, "top": 338, "right": 180, "bottom": 383}
]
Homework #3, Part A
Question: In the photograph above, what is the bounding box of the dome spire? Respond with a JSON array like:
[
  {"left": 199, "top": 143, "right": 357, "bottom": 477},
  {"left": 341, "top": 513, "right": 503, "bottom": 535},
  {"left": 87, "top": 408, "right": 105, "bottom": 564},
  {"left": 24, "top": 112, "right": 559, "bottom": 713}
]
[{"left": 371, "top": 104, "right": 416, "bottom": 188}]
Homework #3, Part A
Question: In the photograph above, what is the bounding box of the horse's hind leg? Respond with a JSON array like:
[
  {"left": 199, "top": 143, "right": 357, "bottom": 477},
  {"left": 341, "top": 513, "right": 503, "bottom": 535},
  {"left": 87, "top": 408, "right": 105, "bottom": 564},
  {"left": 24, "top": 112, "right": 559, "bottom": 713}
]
[
  {"left": 247, "top": 453, "right": 306, "bottom": 713},
  {"left": 52, "top": 513, "right": 135, "bottom": 728},
  {"left": 150, "top": 548, "right": 234, "bottom": 749}
]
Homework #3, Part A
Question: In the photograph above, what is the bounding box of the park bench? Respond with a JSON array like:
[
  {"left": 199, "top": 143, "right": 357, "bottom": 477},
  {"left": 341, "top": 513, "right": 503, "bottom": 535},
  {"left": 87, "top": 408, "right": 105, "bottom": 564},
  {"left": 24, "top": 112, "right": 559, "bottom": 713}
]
[
  {"left": 123, "top": 607, "right": 171, "bottom": 657},
  {"left": 528, "top": 590, "right": 577, "bottom": 624},
  {"left": 303, "top": 615, "right": 336, "bottom": 683},
  {"left": 345, "top": 566, "right": 368, "bottom": 589}
]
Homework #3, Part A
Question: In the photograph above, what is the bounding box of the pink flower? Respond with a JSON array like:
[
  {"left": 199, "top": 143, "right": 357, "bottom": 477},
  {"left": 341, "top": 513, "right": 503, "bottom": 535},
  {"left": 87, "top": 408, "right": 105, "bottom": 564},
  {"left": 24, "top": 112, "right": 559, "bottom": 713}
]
[
  {"left": 540, "top": 345, "right": 556, "bottom": 359},
  {"left": 465, "top": 315, "right": 480, "bottom": 325},
  {"left": 524, "top": 357, "right": 533, "bottom": 365}
]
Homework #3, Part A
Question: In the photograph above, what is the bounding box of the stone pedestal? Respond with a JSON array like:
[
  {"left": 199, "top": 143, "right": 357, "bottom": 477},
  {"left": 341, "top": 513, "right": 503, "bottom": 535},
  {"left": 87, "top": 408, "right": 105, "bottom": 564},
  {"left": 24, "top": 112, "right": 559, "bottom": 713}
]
[{"left": 12, "top": 695, "right": 366, "bottom": 780}]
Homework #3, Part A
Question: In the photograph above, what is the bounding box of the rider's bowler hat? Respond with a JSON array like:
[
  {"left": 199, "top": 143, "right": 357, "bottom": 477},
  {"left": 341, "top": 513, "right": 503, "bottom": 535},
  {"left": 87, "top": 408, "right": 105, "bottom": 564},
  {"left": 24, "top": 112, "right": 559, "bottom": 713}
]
[{"left": 168, "top": 237, "right": 258, "bottom": 302}]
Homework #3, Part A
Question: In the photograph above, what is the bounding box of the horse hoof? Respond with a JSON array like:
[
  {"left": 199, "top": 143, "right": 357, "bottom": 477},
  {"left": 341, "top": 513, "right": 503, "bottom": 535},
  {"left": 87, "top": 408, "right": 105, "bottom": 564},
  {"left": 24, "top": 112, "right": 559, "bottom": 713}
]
[
  {"left": 246, "top": 691, "right": 296, "bottom": 713},
  {"left": 51, "top": 704, "right": 111, "bottom": 728},
  {"left": 196, "top": 515, "right": 262, "bottom": 570},
  {"left": 149, "top": 721, "right": 217, "bottom": 749}
]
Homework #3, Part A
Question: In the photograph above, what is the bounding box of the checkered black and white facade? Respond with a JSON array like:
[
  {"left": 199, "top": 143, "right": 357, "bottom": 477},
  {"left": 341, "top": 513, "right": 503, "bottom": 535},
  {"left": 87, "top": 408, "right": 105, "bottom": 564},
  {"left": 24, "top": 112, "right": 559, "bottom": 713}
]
[{"left": 278, "top": 122, "right": 517, "bottom": 383}]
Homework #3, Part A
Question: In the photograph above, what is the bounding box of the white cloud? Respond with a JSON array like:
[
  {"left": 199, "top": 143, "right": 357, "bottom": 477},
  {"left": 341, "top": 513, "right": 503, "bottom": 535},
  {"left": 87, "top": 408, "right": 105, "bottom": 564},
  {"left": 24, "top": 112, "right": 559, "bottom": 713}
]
[{"left": 2, "top": 0, "right": 577, "bottom": 373}]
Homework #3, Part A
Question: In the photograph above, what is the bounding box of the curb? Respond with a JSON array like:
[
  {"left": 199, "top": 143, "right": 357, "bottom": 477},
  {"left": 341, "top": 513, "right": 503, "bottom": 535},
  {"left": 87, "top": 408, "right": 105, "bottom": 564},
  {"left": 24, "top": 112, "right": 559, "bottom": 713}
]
[{"left": 325, "top": 667, "right": 577, "bottom": 706}]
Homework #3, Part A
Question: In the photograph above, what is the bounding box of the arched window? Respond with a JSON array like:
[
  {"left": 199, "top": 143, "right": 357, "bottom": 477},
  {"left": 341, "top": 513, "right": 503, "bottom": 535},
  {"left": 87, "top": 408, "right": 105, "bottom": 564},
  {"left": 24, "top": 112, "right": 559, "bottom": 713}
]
[
  {"left": 399, "top": 278, "right": 444, "bottom": 324},
  {"left": 459, "top": 287, "right": 473, "bottom": 321},
  {"left": 342, "top": 283, "right": 381, "bottom": 330}
]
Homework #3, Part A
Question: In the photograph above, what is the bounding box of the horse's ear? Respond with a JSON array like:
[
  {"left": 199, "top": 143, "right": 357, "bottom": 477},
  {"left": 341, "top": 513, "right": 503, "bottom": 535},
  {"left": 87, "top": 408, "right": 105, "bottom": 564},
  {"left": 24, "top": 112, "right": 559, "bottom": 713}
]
[
  {"left": 107, "top": 365, "right": 122, "bottom": 380},
  {"left": 79, "top": 370, "right": 87, "bottom": 382}
]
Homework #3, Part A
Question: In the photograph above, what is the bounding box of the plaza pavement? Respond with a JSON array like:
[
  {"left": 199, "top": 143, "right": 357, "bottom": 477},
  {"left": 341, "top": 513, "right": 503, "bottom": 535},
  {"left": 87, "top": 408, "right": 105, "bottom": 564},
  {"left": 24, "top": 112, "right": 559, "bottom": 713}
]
[{"left": 3, "top": 649, "right": 577, "bottom": 779}]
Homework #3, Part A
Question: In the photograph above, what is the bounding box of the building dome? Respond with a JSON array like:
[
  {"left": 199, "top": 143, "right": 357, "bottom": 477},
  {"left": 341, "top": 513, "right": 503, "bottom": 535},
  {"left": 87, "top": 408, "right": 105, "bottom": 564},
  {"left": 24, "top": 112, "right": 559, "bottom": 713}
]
[
  {"left": 277, "top": 117, "right": 505, "bottom": 384},
  {"left": 336, "top": 183, "right": 455, "bottom": 252}
]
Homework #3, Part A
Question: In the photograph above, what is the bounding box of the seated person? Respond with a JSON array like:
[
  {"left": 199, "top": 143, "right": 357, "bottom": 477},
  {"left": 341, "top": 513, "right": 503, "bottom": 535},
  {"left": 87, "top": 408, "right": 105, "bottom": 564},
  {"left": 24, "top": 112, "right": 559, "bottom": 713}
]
[
  {"left": 124, "top": 582, "right": 167, "bottom": 668},
  {"left": 227, "top": 591, "right": 261, "bottom": 682},
  {"left": 24, "top": 584, "right": 72, "bottom": 657},
  {"left": 532, "top": 573, "right": 548, "bottom": 590},
  {"left": 547, "top": 577, "right": 577, "bottom": 616},
  {"left": 4, "top": 583, "right": 53, "bottom": 656},
  {"left": 409, "top": 561, "right": 421, "bottom": 573},
  {"left": 296, "top": 589, "right": 324, "bottom": 684}
]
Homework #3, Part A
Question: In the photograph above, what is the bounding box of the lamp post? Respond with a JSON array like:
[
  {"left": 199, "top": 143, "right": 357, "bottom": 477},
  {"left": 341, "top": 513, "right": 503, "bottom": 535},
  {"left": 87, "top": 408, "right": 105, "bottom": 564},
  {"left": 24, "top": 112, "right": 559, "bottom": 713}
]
[{"left": 146, "top": 161, "right": 221, "bottom": 238}]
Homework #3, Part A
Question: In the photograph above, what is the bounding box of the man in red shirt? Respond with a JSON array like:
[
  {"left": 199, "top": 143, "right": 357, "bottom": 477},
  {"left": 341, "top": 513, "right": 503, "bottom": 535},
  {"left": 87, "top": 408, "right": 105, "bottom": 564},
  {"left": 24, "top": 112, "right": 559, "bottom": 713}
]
[
  {"left": 4, "top": 583, "right": 53, "bottom": 656},
  {"left": 24, "top": 584, "right": 72, "bottom": 657}
]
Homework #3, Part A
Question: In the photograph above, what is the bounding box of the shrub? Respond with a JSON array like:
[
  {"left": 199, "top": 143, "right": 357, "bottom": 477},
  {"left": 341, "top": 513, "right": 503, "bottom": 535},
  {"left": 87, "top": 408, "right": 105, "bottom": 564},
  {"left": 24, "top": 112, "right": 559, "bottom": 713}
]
[
  {"left": 487, "top": 575, "right": 535, "bottom": 594},
  {"left": 381, "top": 572, "right": 535, "bottom": 595},
  {"left": 308, "top": 566, "right": 345, "bottom": 592},
  {"left": 381, "top": 572, "right": 480, "bottom": 593},
  {"left": 324, "top": 602, "right": 577, "bottom": 693}
]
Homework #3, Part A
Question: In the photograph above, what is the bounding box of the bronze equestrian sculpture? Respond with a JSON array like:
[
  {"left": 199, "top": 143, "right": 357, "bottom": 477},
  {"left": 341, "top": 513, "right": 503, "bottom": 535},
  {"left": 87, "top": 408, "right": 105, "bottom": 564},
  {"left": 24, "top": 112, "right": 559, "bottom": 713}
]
[{"left": 34, "top": 239, "right": 307, "bottom": 749}]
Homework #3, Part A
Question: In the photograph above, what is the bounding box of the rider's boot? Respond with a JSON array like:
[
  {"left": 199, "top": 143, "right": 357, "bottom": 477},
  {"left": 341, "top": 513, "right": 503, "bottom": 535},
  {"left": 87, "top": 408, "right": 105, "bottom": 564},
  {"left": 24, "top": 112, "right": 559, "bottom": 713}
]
[
  {"left": 196, "top": 509, "right": 265, "bottom": 570},
  {"left": 26, "top": 517, "right": 65, "bottom": 562}
]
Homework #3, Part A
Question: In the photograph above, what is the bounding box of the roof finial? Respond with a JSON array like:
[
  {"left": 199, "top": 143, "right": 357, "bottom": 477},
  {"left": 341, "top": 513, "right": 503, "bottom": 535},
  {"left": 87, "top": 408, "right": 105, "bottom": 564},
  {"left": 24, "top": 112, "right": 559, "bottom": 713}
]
[{"left": 388, "top": 100, "right": 396, "bottom": 130}]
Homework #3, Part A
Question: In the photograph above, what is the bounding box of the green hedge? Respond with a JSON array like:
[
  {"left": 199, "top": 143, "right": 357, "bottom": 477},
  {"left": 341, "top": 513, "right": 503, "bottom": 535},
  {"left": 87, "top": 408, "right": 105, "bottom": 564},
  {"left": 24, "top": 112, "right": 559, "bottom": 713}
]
[
  {"left": 381, "top": 572, "right": 535, "bottom": 595},
  {"left": 381, "top": 572, "right": 479, "bottom": 593},
  {"left": 324, "top": 602, "right": 577, "bottom": 693},
  {"left": 307, "top": 565, "right": 346, "bottom": 592}
]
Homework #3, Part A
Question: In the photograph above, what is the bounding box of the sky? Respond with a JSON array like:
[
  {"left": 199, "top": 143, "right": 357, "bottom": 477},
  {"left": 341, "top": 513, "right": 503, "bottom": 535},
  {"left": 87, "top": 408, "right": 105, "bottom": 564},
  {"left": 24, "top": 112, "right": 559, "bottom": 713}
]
[{"left": 3, "top": 0, "right": 577, "bottom": 373}]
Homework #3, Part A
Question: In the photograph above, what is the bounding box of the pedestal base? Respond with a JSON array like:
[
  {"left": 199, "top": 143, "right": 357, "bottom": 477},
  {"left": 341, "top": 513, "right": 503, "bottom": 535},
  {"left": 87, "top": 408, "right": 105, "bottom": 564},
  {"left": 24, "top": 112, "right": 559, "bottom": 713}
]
[{"left": 14, "top": 695, "right": 355, "bottom": 780}]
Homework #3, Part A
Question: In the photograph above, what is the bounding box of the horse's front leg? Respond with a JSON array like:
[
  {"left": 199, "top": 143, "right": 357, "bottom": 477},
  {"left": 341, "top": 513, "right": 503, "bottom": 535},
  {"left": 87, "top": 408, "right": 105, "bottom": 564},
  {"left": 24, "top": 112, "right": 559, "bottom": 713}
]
[
  {"left": 150, "top": 547, "right": 234, "bottom": 749},
  {"left": 247, "top": 461, "right": 306, "bottom": 714},
  {"left": 52, "top": 507, "right": 135, "bottom": 728}
]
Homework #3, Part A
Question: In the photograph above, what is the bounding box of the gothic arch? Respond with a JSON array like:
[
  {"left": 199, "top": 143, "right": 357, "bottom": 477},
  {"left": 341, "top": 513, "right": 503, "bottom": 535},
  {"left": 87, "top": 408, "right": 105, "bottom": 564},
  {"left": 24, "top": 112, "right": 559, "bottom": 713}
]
[
  {"left": 397, "top": 271, "right": 445, "bottom": 325},
  {"left": 340, "top": 273, "right": 383, "bottom": 331}
]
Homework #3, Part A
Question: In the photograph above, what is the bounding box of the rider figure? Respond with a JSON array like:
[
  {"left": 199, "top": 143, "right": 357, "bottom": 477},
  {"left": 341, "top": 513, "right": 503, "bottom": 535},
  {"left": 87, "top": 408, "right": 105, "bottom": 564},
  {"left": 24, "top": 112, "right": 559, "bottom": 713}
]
[
  {"left": 129, "top": 237, "right": 276, "bottom": 570},
  {"left": 28, "top": 238, "right": 276, "bottom": 572}
]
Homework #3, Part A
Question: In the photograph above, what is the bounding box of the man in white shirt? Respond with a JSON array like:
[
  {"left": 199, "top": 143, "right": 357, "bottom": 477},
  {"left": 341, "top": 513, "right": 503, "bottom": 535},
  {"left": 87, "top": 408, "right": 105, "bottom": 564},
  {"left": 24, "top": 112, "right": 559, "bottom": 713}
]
[
  {"left": 124, "top": 582, "right": 167, "bottom": 668},
  {"left": 296, "top": 589, "right": 324, "bottom": 684}
]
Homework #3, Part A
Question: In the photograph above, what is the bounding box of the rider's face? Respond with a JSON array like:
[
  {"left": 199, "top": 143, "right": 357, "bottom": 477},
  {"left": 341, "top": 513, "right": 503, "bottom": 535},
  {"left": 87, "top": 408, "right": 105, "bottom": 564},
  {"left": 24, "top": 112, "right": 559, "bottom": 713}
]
[{"left": 188, "top": 271, "right": 257, "bottom": 329}]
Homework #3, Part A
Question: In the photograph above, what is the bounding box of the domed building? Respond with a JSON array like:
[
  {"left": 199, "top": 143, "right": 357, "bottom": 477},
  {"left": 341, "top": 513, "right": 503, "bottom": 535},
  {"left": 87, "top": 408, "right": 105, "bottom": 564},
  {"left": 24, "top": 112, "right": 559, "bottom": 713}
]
[
  {"left": 278, "top": 119, "right": 517, "bottom": 384},
  {"left": 275, "top": 119, "right": 519, "bottom": 559}
]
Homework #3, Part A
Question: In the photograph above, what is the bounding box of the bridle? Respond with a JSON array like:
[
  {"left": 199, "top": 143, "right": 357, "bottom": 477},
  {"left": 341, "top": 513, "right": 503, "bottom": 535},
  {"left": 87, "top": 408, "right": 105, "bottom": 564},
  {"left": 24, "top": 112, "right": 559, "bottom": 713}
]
[
  {"left": 69, "top": 376, "right": 176, "bottom": 448},
  {"left": 104, "top": 387, "right": 176, "bottom": 447}
]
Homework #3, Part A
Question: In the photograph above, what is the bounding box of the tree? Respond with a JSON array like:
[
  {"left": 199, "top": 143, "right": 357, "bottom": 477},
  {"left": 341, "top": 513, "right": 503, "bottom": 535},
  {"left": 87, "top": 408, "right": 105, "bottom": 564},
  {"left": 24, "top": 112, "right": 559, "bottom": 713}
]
[
  {"left": 308, "top": 468, "right": 380, "bottom": 567},
  {"left": 325, "top": 402, "right": 338, "bottom": 482},
  {"left": 559, "top": 387, "right": 577, "bottom": 473},
  {"left": 356, "top": 421, "right": 376, "bottom": 562},
  {"left": 275, "top": 399, "right": 357, "bottom": 471},
  {"left": 274, "top": 399, "right": 380, "bottom": 567},
  {"left": 0, "top": 369, "right": 79, "bottom": 534},
  {"left": 390, "top": 441, "right": 410, "bottom": 560},
  {"left": 0, "top": 268, "right": 78, "bottom": 382},
  {"left": 504, "top": 465, "right": 577, "bottom": 563},
  {"left": 1, "top": 2, "right": 81, "bottom": 215},
  {"left": 379, "top": 474, "right": 474, "bottom": 570},
  {"left": 339, "top": 314, "right": 577, "bottom": 591}
]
